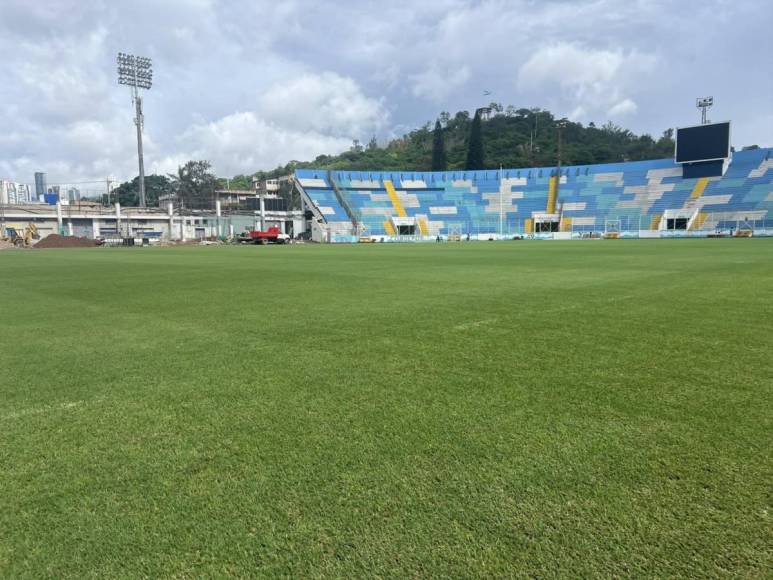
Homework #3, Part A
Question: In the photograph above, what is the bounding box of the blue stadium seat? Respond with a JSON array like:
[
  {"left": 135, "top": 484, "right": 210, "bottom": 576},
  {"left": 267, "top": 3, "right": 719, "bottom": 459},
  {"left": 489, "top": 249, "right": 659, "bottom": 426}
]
[
  {"left": 297, "top": 149, "right": 773, "bottom": 235},
  {"left": 295, "top": 170, "right": 351, "bottom": 223}
]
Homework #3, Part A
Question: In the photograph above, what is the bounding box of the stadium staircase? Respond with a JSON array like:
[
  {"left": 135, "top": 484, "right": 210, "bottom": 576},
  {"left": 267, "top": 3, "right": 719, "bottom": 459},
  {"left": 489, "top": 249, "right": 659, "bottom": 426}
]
[
  {"left": 690, "top": 177, "right": 710, "bottom": 199},
  {"left": 384, "top": 180, "right": 407, "bottom": 217},
  {"left": 690, "top": 212, "right": 709, "bottom": 231},
  {"left": 546, "top": 175, "right": 558, "bottom": 214},
  {"left": 327, "top": 170, "right": 360, "bottom": 231},
  {"left": 294, "top": 170, "right": 357, "bottom": 241}
]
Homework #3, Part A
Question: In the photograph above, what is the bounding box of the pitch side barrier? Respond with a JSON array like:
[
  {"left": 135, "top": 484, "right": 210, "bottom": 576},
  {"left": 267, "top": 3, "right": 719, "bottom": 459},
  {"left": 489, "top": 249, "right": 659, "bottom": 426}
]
[{"left": 349, "top": 215, "right": 773, "bottom": 243}]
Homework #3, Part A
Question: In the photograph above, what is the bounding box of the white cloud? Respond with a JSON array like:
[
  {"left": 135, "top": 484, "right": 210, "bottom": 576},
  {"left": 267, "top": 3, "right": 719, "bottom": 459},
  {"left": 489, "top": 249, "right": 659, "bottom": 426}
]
[
  {"left": 256, "top": 72, "right": 388, "bottom": 137},
  {"left": 1, "top": 0, "right": 772, "bottom": 185},
  {"left": 518, "top": 42, "right": 653, "bottom": 122},
  {"left": 168, "top": 111, "right": 353, "bottom": 176},
  {"left": 519, "top": 43, "right": 625, "bottom": 92},
  {"left": 411, "top": 65, "right": 471, "bottom": 103},
  {"left": 608, "top": 98, "right": 638, "bottom": 118},
  {"left": 157, "top": 71, "right": 389, "bottom": 176}
]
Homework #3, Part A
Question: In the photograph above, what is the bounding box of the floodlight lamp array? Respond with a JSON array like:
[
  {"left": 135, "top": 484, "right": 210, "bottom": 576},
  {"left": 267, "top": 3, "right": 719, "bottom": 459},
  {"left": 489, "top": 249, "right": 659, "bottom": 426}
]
[
  {"left": 117, "top": 53, "right": 153, "bottom": 90},
  {"left": 696, "top": 96, "right": 713, "bottom": 108}
]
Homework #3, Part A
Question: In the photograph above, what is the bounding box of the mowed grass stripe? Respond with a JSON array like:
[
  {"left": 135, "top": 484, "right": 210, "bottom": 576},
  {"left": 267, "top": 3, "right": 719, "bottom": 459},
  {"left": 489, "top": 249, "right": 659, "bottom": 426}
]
[{"left": 0, "top": 239, "right": 771, "bottom": 577}]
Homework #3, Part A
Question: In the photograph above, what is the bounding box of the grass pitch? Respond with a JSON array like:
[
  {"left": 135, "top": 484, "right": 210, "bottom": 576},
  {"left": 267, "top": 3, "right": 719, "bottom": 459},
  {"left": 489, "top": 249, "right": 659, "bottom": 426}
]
[{"left": 1, "top": 239, "right": 771, "bottom": 577}]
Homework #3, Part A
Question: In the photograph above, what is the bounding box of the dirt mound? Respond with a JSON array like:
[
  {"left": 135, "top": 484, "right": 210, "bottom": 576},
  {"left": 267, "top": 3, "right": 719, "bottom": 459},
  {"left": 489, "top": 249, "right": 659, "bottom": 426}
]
[
  {"left": 0, "top": 239, "right": 16, "bottom": 251},
  {"left": 34, "top": 234, "right": 99, "bottom": 249}
]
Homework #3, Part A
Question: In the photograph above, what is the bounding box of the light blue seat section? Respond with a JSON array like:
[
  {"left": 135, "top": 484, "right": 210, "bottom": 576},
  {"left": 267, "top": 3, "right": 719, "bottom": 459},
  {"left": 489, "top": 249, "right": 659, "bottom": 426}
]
[
  {"left": 299, "top": 149, "right": 773, "bottom": 234},
  {"left": 295, "top": 170, "right": 351, "bottom": 222}
]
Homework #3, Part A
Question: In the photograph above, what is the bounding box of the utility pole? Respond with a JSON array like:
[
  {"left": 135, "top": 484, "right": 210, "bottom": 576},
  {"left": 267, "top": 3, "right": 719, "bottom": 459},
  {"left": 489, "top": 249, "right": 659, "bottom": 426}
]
[
  {"left": 499, "top": 164, "right": 504, "bottom": 239},
  {"left": 555, "top": 119, "right": 568, "bottom": 206},
  {"left": 105, "top": 177, "right": 114, "bottom": 206},
  {"left": 117, "top": 53, "right": 153, "bottom": 207}
]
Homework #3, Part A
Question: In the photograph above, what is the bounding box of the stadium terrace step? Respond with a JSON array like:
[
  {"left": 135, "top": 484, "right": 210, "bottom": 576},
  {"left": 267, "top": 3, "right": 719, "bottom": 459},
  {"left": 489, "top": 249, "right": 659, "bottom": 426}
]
[
  {"left": 690, "top": 177, "right": 710, "bottom": 199},
  {"left": 327, "top": 170, "right": 360, "bottom": 228},
  {"left": 384, "top": 180, "right": 407, "bottom": 218},
  {"left": 547, "top": 176, "right": 558, "bottom": 214},
  {"left": 690, "top": 212, "right": 709, "bottom": 231},
  {"left": 296, "top": 174, "right": 352, "bottom": 223}
]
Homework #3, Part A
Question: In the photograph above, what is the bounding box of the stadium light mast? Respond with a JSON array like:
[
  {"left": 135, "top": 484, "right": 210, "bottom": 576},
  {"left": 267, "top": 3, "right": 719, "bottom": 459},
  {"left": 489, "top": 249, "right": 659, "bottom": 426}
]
[
  {"left": 555, "top": 119, "right": 568, "bottom": 209},
  {"left": 696, "top": 96, "right": 713, "bottom": 125},
  {"left": 117, "top": 53, "right": 153, "bottom": 207}
]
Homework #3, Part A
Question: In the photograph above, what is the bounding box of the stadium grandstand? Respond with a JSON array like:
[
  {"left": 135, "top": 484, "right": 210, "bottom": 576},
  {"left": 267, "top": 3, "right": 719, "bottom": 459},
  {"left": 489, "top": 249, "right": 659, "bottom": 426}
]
[{"left": 296, "top": 147, "right": 773, "bottom": 241}]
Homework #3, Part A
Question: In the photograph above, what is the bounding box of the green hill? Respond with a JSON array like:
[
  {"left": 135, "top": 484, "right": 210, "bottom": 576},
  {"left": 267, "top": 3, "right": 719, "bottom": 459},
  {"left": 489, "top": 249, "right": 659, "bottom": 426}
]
[{"left": 234, "top": 106, "right": 675, "bottom": 189}]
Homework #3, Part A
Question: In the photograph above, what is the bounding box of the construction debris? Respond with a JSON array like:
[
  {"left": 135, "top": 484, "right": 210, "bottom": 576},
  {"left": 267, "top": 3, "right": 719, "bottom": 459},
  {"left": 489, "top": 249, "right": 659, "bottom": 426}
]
[{"left": 34, "top": 234, "right": 99, "bottom": 249}]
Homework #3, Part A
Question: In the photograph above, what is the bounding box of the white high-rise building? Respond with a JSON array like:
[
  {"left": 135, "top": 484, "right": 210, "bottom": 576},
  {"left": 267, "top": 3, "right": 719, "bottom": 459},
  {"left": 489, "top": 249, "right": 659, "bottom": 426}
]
[{"left": 0, "top": 181, "right": 34, "bottom": 204}]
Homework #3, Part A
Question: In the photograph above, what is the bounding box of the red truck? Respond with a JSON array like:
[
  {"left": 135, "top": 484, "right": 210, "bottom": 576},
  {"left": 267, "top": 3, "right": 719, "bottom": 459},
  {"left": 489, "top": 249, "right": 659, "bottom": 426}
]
[{"left": 243, "top": 226, "right": 290, "bottom": 245}]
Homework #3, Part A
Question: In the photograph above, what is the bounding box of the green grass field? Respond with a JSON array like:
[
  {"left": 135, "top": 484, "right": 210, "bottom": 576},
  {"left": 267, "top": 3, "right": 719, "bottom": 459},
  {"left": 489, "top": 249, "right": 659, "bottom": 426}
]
[{"left": 1, "top": 240, "right": 771, "bottom": 577}]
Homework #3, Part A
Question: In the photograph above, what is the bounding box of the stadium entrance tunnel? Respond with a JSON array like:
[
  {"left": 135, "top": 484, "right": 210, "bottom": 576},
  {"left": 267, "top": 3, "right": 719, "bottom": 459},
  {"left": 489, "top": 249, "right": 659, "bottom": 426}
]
[
  {"left": 666, "top": 218, "right": 689, "bottom": 230},
  {"left": 390, "top": 216, "right": 418, "bottom": 237},
  {"left": 536, "top": 220, "right": 560, "bottom": 233}
]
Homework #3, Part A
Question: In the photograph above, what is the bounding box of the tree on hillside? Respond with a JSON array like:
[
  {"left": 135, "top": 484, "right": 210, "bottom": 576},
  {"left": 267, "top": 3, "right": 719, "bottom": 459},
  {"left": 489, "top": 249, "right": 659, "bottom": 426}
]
[
  {"left": 465, "top": 111, "right": 485, "bottom": 170},
  {"left": 216, "top": 174, "right": 254, "bottom": 191},
  {"left": 106, "top": 175, "right": 171, "bottom": 207},
  {"left": 431, "top": 120, "right": 447, "bottom": 171},
  {"left": 168, "top": 160, "right": 217, "bottom": 209}
]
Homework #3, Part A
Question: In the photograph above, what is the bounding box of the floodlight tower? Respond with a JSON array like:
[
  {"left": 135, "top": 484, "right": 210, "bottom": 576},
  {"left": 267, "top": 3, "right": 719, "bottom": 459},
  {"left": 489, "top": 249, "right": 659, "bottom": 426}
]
[
  {"left": 117, "top": 53, "right": 153, "bottom": 207},
  {"left": 555, "top": 118, "right": 568, "bottom": 204},
  {"left": 696, "top": 96, "right": 713, "bottom": 125}
]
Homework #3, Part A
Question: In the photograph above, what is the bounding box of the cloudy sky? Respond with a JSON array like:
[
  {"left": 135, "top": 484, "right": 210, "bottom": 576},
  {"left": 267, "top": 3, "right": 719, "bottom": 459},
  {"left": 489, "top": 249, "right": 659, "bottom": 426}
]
[{"left": 1, "top": 0, "right": 771, "bottom": 187}]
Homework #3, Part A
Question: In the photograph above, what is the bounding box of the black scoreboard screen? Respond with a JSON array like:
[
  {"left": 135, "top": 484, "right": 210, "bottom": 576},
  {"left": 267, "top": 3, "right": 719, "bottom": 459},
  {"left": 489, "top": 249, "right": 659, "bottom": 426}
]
[{"left": 676, "top": 121, "right": 731, "bottom": 163}]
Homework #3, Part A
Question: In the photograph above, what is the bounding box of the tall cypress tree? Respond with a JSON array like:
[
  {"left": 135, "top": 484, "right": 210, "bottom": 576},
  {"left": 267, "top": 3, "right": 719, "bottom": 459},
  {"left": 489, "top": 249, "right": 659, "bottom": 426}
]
[
  {"left": 431, "top": 120, "right": 447, "bottom": 171},
  {"left": 465, "top": 111, "right": 485, "bottom": 170}
]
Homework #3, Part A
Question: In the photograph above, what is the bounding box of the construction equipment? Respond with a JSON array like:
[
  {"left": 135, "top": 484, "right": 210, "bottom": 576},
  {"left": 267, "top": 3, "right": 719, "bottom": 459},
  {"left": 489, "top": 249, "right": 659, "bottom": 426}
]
[
  {"left": 3, "top": 223, "right": 39, "bottom": 247},
  {"left": 238, "top": 226, "right": 290, "bottom": 245}
]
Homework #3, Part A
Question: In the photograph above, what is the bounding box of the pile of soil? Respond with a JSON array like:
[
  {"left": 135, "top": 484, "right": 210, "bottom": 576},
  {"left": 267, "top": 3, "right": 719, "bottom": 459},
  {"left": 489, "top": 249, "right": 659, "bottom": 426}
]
[
  {"left": 0, "top": 239, "right": 15, "bottom": 250},
  {"left": 34, "top": 234, "right": 99, "bottom": 249}
]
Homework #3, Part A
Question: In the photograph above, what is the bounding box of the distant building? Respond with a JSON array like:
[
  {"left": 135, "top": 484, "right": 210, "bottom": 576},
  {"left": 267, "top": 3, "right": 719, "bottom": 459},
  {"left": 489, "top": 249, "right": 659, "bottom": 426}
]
[
  {"left": 35, "top": 172, "right": 47, "bottom": 199},
  {"left": 0, "top": 181, "right": 34, "bottom": 204},
  {"left": 17, "top": 184, "right": 33, "bottom": 203}
]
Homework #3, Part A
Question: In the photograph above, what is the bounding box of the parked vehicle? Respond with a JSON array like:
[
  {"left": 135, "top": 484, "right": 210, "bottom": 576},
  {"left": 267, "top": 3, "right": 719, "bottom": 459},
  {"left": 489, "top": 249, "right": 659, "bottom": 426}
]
[{"left": 238, "top": 226, "right": 290, "bottom": 245}]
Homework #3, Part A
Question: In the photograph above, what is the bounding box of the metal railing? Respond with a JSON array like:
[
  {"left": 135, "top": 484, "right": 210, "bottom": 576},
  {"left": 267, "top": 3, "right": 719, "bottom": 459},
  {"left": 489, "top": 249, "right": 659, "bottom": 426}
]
[
  {"left": 353, "top": 214, "right": 773, "bottom": 242},
  {"left": 327, "top": 170, "right": 360, "bottom": 229}
]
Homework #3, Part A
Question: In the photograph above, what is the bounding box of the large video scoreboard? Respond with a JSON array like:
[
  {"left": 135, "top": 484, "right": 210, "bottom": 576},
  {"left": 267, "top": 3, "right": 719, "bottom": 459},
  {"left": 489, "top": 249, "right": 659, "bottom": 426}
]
[{"left": 675, "top": 121, "right": 731, "bottom": 164}]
